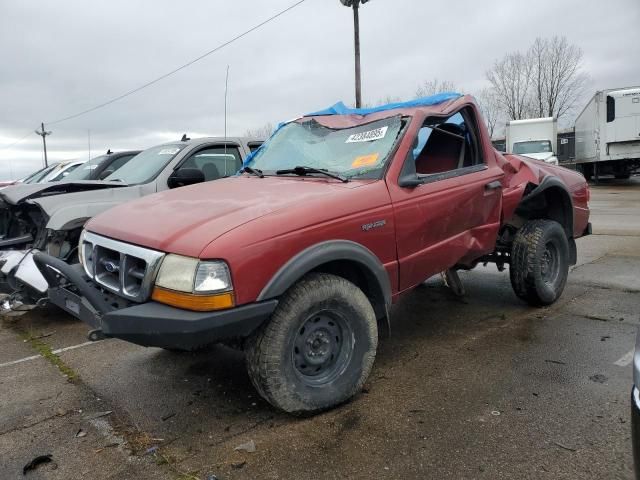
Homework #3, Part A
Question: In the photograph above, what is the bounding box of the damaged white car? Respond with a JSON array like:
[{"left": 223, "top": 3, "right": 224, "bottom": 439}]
[{"left": 0, "top": 136, "right": 262, "bottom": 311}]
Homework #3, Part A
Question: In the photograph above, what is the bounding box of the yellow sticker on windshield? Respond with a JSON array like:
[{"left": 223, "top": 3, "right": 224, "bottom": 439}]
[{"left": 352, "top": 153, "right": 379, "bottom": 168}]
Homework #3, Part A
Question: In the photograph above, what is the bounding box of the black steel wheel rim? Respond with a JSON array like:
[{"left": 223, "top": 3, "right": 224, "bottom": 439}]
[
  {"left": 292, "top": 309, "right": 354, "bottom": 386},
  {"left": 540, "top": 241, "right": 560, "bottom": 286}
]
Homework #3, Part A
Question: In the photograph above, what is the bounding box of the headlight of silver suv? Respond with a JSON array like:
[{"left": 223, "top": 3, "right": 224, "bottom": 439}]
[{"left": 152, "top": 254, "right": 234, "bottom": 311}]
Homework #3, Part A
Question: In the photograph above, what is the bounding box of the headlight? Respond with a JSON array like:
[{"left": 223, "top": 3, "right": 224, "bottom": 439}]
[
  {"left": 78, "top": 230, "right": 93, "bottom": 277},
  {"left": 152, "top": 254, "right": 234, "bottom": 311},
  {"left": 155, "top": 255, "right": 199, "bottom": 291}
]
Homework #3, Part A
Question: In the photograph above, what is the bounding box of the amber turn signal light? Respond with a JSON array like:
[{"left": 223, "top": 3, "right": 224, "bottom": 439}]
[{"left": 151, "top": 287, "right": 235, "bottom": 311}]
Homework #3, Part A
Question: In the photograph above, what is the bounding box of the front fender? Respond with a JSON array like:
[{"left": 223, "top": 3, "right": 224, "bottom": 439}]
[
  {"left": 257, "top": 240, "right": 392, "bottom": 310},
  {"left": 42, "top": 201, "right": 123, "bottom": 231}
]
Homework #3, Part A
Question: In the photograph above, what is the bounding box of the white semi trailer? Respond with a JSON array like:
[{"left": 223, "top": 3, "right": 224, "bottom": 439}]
[
  {"left": 574, "top": 87, "right": 640, "bottom": 180},
  {"left": 506, "top": 117, "right": 558, "bottom": 165}
]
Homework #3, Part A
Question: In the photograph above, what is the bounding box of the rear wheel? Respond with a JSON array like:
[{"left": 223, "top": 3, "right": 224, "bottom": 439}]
[
  {"left": 509, "top": 219, "right": 569, "bottom": 306},
  {"left": 245, "top": 273, "right": 377, "bottom": 414}
]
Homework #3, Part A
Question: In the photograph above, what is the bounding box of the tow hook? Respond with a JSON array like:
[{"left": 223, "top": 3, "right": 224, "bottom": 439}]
[{"left": 87, "top": 329, "right": 106, "bottom": 342}]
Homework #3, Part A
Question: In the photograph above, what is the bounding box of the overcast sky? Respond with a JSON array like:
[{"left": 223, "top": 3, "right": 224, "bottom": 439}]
[{"left": 1, "top": 0, "right": 638, "bottom": 179}]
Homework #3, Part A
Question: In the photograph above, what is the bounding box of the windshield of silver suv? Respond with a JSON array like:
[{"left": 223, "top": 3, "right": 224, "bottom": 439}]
[
  {"left": 105, "top": 144, "right": 187, "bottom": 185},
  {"left": 246, "top": 116, "right": 403, "bottom": 179}
]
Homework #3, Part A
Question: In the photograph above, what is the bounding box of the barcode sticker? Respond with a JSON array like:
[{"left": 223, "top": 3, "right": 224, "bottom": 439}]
[
  {"left": 158, "top": 148, "right": 180, "bottom": 155},
  {"left": 346, "top": 126, "right": 388, "bottom": 143}
]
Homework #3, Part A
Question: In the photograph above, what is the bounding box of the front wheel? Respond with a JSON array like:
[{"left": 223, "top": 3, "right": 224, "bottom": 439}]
[
  {"left": 245, "top": 273, "right": 378, "bottom": 414},
  {"left": 509, "top": 219, "right": 569, "bottom": 306}
]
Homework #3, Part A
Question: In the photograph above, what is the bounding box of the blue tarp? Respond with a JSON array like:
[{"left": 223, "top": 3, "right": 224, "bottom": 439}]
[
  {"left": 306, "top": 92, "right": 462, "bottom": 116},
  {"left": 242, "top": 92, "right": 462, "bottom": 166}
]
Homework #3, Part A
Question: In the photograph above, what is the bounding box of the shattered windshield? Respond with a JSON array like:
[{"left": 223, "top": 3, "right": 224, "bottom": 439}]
[
  {"left": 246, "top": 116, "right": 403, "bottom": 179},
  {"left": 513, "top": 140, "right": 552, "bottom": 154},
  {"left": 105, "top": 144, "right": 186, "bottom": 185},
  {"left": 63, "top": 155, "right": 108, "bottom": 181}
]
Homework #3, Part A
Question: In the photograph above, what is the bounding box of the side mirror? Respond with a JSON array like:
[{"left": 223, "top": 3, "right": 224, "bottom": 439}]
[
  {"left": 98, "top": 169, "right": 113, "bottom": 180},
  {"left": 167, "top": 168, "right": 205, "bottom": 189},
  {"left": 397, "top": 174, "right": 424, "bottom": 188}
]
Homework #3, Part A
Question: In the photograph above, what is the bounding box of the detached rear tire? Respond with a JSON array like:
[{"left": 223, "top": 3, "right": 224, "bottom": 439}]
[
  {"left": 245, "top": 273, "right": 377, "bottom": 414},
  {"left": 510, "top": 219, "right": 569, "bottom": 306}
]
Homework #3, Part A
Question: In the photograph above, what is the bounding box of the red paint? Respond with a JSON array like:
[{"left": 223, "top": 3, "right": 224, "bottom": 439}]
[{"left": 86, "top": 95, "right": 590, "bottom": 306}]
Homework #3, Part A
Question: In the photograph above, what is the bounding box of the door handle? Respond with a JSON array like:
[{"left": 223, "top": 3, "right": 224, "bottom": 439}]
[{"left": 485, "top": 180, "right": 502, "bottom": 191}]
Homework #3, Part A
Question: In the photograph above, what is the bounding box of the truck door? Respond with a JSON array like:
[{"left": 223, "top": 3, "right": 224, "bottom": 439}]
[{"left": 388, "top": 107, "right": 504, "bottom": 291}]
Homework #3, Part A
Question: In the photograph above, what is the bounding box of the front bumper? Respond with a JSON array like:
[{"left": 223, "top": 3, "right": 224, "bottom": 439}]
[
  {"left": 33, "top": 252, "right": 278, "bottom": 350},
  {"left": 0, "top": 249, "right": 49, "bottom": 295},
  {"left": 632, "top": 386, "right": 640, "bottom": 479}
]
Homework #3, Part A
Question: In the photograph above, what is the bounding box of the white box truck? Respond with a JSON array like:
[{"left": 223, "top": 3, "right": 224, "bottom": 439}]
[
  {"left": 506, "top": 117, "right": 558, "bottom": 165},
  {"left": 574, "top": 87, "right": 640, "bottom": 180}
]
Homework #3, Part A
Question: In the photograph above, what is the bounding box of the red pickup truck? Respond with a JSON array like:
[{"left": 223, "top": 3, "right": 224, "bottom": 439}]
[{"left": 35, "top": 93, "right": 590, "bottom": 414}]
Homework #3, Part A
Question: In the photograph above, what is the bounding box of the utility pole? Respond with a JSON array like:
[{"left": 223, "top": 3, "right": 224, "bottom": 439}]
[
  {"left": 35, "top": 122, "right": 51, "bottom": 167},
  {"left": 340, "top": 0, "right": 369, "bottom": 108}
]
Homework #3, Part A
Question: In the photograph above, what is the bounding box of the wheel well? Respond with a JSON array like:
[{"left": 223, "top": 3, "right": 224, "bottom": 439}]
[
  {"left": 310, "top": 260, "right": 388, "bottom": 322},
  {"left": 514, "top": 183, "right": 573, "bottom": 239}
]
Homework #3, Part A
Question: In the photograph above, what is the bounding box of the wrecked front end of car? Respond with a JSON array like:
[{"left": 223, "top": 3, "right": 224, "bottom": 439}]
[{"left": 0, "top": 201, "right": 83, "bottom": 311}]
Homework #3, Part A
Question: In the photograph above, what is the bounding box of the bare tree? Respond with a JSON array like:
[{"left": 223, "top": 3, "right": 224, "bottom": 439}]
[
  {"left": 528, "top": 36, "right": 588, "bottom": 119},
  {"left": 486, "top": 52, "right": 533, "bottom": 120},
  {"left": 487, "top": 36, "right": 588, "bottom": 121},
  {"left": 416, "top": 79, "right": 458, "bottom": 98},
  {"left": 475, "top": 88, "right": 502, "bottom": 139},
  {"left": 375, "top": 95, "right": 402, "bottom": 105},
  {"left": 244, "top": 122, "right": 274, "bottom": 139}
]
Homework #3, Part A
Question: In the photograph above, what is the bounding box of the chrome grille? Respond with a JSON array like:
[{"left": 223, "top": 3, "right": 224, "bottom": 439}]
[{"left": 80, "top": 231, "right": 164, "bottom": 302}]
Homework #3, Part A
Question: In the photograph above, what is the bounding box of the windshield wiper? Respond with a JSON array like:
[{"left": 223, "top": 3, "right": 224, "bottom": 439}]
[
  {"left": 242, "top": 166, "right": 264, "bottom": 178},
  {"left": 276, "top": 166, "right": 348, "bottom": 183}
]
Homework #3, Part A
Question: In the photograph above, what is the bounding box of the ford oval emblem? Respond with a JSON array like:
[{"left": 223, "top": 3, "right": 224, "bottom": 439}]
[{"left": 103, "top": 261, "right": 119, "bottom": 273}]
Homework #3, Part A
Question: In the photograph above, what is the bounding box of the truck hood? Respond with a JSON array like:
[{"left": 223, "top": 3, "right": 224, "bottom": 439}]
[
  {"left": 0, "top": 181, "right": 128, "bottom": 206},
  {"left": 87, "top": 176, "right": 375, "bottom": 256},
  {"left": 18, "top": 184, "right": 149, "bottom": 231}
]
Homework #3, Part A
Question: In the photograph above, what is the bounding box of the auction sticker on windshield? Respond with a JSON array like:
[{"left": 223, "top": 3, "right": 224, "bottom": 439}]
[
  {"left": 346, "top": 126, "right": 388, "bottom": 143},
  {"left": 352, "top": 153, "right": 380, "bottom": 168},
  {"left": 158, "top": 148, "right": 181, "bottom": 155}
]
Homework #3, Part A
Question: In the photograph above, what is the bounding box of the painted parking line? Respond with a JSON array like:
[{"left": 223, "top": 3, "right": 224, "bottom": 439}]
[
  {"left": 0, "top": 341, "right": 97, "bottom": 369},
  {"left": 614, "top": 349, "right": 635, "bottom": 367}
]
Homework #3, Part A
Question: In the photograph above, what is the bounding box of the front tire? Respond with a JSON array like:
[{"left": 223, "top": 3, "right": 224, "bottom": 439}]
[
  {"left": 245, "top": 273, "right": 378, "bottom": 414},
  {"left": 509, "top": 219, "right": 569, "bottom": 306}
]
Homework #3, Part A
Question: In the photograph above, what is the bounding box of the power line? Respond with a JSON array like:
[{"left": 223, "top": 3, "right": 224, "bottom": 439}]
[
  {"left": 0, "top": 130, "right": 33, "bottom": 152},
  {"left": 46, "top": 0, "right": 309, "bottom": 126}
]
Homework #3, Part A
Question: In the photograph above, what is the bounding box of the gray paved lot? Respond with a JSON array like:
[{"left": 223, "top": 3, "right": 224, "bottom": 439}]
[{"left": 1, "top": 177, "right": 639, "bottom": 479}]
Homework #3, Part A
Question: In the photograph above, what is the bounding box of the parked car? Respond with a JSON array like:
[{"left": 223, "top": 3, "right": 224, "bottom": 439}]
[
  {"left": 61, "top": 150, "right": 141, "bottom": 182},
  {"left": 40, "top": 160, "right": 86, "bottom": 182},
  {"left": 21, "top": 163, "right": 61, "bottom": 184},
  {"left": 0, "top": 136, "right": 262, "bottom": 307},
  {"left": 34, "top": 93, "right": 590, "bottom": 414}
]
